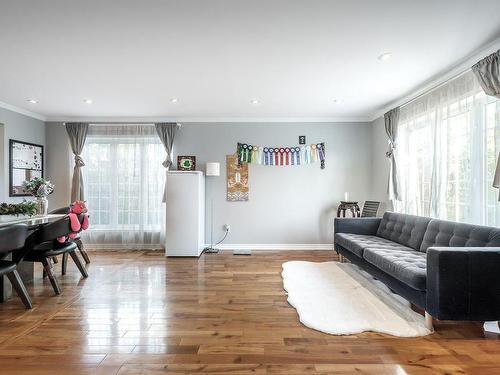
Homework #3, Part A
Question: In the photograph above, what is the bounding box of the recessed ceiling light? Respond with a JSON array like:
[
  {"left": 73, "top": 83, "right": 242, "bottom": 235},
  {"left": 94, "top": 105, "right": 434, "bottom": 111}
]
[
  {"left": 170, "top": 98, "right": 178, "bottom": 103},
  {"left": 378, "top": 52, "right": 392, "bottom": 61},
  {"left": 251, "top": 99, "right": 260, "bottom": 105},
  {"left": 332, "top": 99, "right": 343, "bottom": 104},
  {"left": 27, "top": 99, "right": 38, "bottom": 104},
  {"left": 83, "top": 98, "right": 93, "bottom": 104}
]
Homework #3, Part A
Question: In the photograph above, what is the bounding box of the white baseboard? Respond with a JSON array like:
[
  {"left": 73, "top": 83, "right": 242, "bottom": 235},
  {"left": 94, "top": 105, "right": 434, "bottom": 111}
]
[
  {"left": 84, "top": 243, "right": 163, "bottom": 250},
  {"left": 215, "top": 243, "right": 334, "bottom": 251},
  {"left": 84, "top": 243, "right": 333, "bottom": 251}
]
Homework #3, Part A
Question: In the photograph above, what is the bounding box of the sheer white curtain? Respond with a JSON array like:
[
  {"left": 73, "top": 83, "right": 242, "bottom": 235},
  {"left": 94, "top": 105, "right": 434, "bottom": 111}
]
[
  {"left": 81, "top": 125, "right": 166, "bottom": 249},
  {"left": 396, "top": 70, "right": 500, "bottom": 226}
]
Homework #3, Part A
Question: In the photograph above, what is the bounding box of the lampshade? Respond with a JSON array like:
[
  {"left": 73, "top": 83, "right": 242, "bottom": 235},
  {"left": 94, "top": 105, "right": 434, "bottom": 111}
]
[{"left": 206, "top": 162, "right": 220, "bottom": 176}]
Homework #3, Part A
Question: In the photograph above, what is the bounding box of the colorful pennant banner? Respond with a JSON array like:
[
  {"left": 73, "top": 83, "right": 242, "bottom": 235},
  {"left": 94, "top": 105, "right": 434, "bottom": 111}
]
[{"left": 237, "top": 142, "right": 326, "bottom": 169}]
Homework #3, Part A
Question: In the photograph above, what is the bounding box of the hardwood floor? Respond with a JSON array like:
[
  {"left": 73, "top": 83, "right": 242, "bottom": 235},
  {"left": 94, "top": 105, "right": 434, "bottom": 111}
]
[{"left": 0, "top": 250, "right": 498, "bottom": 374}]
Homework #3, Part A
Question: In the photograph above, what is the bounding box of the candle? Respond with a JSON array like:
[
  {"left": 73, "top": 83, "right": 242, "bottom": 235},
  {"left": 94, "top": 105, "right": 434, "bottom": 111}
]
[{"left": 344, "top": 192, "right": 349, "bottom": 201}]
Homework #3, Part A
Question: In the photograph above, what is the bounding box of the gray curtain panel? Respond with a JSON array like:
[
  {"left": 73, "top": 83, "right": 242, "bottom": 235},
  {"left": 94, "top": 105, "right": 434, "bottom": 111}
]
[
  {"left": 472, "top": 50, "right": 500, "bottom": 199},
  {"left": 384, "top": 108, "right": 401, "bottom": 201},
  {"left": 472, "top": 50, "right": 500, "bottom": 99},
  {"left": 65, "top": 122, "right": 89, "bottom": 202},
  {"left": 155, "top": 123, "right": 179, "bottom": 169},
  {"left": 155, "top": 122, "right": 179, "bottom": 201}
]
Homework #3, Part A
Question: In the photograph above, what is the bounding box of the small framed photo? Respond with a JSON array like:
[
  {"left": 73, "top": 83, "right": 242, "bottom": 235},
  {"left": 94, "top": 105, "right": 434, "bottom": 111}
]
[
  {"left": 177, "top": 156, "right": 196, "bottom": 171},
  {"left": 299, "top": 136, "right": 306, "bottom": 145}
]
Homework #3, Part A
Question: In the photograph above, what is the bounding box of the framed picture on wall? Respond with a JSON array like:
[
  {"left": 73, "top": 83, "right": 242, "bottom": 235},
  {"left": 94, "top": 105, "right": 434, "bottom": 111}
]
[
  {"left": 9, "top": 139, "right": 44, "bottom": 196},
  {"left": 177, "top": 156, "right": 196, "bottom": 171},
  {"left": 226, "top": 154, "right": 249, "bottom": 201}
]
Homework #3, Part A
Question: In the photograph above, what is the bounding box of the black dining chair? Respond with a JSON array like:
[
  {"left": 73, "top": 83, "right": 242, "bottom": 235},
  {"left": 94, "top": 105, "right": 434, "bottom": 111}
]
[
  {"left": 50, "top": 207, "right": 90, "bottom": 265},
  {"left": 0, "top": 224, "right": 33, "bottom": 309},
  {"left": 23, "top": 216, "right": 88, "bottom": 295},
  {"left": 60, "top": 213, "right": 88, "bottom": 276}
]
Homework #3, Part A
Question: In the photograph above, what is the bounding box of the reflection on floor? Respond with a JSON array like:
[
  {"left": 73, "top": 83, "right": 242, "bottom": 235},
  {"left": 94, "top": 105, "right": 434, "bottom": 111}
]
[{"left": 0, "top": 250, "right": 497, "bottom": 374}]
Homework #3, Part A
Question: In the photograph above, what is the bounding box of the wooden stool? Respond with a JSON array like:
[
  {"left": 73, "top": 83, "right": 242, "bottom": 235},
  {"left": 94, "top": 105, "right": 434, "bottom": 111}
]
[{"left": 337, "top": 201, "right": 360, "bottom": 218}]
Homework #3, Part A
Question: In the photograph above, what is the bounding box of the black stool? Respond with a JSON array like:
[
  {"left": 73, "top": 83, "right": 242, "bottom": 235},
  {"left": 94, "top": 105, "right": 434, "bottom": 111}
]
[
  {"left": 23, "top": 217, "right": 88, "bottom": 295},
  {"left": 0, "top": 224, "right": 33, "bottom": 309}
]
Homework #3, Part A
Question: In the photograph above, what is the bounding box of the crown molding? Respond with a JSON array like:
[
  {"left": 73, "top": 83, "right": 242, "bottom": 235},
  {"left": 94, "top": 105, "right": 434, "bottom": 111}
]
[
  {"left": 370, "top": 36, "right": 500, "bottom": 122},
  {"left": 0, "top": 101, "right": 46, "bottom": 121},
  {"left": 45, "top": 116, "right": 373, "bottom": 124}
]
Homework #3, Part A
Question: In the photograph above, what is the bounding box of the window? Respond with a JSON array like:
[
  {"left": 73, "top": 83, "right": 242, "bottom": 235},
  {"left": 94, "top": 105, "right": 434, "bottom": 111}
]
[
  {"left": 82, "top": 125, "right": 166, "bottom": 248},
  {"left": 396, "top": 71, "right": 500, "bottom": 226}
]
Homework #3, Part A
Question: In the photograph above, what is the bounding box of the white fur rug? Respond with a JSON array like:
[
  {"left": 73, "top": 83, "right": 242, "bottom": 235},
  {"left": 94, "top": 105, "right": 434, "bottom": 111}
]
[{"left": 282, "top": 261, "right": 432, "bottom": 337}]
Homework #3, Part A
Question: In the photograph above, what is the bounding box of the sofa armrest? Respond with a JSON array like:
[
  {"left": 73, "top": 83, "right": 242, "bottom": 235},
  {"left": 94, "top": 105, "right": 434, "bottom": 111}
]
[
  {"left": 426, "top": 247, "right": 500, "bottom": 321},
  {"left": 334, "top": 217, "right": 381, "bottom": 236}
]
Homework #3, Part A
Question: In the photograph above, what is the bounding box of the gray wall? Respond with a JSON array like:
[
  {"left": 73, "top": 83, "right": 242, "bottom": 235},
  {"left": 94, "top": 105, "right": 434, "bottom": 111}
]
[
  {"left": 0, "top": 107, "right": 45, "bottom": 202},
  {"left": 0, "top": 123, "right": 4, "bottom": 200},
  {"left": 370, "top": 116, "right": 392, "bottom": 212},
  {"left": 45, "top": 122, "right": 72, "bottom": 209},
  {"left": 175, "top": 122, "right": 373, "bottom": 244},
  {"left": 44, "top": 121, "right": 375, "bottom": 245}
]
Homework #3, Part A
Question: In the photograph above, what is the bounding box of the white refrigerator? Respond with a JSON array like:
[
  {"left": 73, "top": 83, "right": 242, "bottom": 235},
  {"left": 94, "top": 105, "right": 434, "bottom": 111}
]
[{"left": 165, "top": 171, "right": 205, "bottom": 257}]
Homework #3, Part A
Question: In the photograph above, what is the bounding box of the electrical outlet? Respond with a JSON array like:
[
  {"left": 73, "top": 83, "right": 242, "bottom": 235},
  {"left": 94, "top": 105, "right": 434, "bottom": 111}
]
[{"left": 224, "top": 224, "right": 231, "bottom": 232}]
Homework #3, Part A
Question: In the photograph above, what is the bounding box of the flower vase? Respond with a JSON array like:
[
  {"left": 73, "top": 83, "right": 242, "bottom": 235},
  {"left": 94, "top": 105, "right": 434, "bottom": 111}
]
[{"left": 36, "top": 197, "right": 48, "bottom": 216}]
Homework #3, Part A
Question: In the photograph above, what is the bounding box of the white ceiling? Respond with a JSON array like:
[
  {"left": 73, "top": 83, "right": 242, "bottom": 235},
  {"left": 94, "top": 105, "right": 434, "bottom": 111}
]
[{"left": 1, "top": 0, "right": 500, "bottom": 122}]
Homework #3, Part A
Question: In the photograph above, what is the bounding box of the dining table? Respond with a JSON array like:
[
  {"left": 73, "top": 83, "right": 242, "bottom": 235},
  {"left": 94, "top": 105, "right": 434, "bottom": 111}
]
[{"left": 0, "top": 214, "right": 66, "bottom": 302}]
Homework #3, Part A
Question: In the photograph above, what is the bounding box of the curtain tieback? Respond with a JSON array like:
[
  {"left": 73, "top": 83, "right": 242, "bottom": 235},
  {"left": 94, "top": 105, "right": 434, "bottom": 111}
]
[
  {"left": 386, "top": 144, "right": 396, "bottom": 158},
  {"left": 74, "top": 155, "right": 85, "bottom": 167}
]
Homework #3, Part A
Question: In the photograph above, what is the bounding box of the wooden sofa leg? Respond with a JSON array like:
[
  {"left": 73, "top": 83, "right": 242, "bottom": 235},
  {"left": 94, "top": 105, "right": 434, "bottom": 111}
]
[
  {"left": 339, "top": 254, "right": 344, "bottom": 263},
  {"left": 425, "top": 311, "right": 434, "bottom": 332}
]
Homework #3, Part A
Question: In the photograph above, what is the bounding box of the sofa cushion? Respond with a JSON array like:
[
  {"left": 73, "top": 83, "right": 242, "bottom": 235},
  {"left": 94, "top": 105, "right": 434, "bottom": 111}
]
[
  {"left": 376, "top": 212, "right": 432, "bottom": 251},
  {"left": 420, "top": 219, "right": 500, "bottom": 252},
  {"left": 363, "top": 248, "right": 427, "bottom": 291},
  {"left": 335, "top": 233, "right": 414, "bottom": 258}
]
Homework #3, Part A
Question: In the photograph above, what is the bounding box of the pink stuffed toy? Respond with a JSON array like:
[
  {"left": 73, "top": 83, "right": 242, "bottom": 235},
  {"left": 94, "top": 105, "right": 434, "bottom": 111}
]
[
  {"left": 57, "top": 201, "right": 90, "bottom": 243},
  {"left": 70, "top": 200, "right": 89, "bottom": 230}
]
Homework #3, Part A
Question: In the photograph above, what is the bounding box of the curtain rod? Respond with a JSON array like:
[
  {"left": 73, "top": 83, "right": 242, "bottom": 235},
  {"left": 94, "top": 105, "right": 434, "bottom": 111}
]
[
  {"left": 89, "top": 122, "right": 155, "bottom": 125},
  {"left": 382, "top": 38, "right": 500, "bottom": 115},
  {"left": 398, "top": 68, "right": 471, "bottom": 110},
  {"left": 66, "top": 122, "right": 182, "bottom": 126}
]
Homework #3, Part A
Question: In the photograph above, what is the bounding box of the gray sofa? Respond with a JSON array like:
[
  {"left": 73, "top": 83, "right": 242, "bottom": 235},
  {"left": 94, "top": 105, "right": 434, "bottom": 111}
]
[{"left": 334, "top": 212, "right": 500, "bottom": 322}]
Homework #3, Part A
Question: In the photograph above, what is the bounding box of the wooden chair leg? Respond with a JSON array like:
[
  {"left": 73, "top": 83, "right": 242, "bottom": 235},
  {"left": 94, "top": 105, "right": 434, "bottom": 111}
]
[
  {"left": 62, "top": 252, "right": 68, "bottom": 275},
  {"left": 425, "top": 311, "right": 434, "bottom": 332},
  {"left": 69, "top": 251, "right": 88, "bottom": 278},
  {"left": 6, "top": 270, "right": 33, "bottom": 309},
  {"left": 76, "top": 240, "right": 90, "bottom": 264},
  {"left": 41, "top": 258, "right": 61, "bottom": 295},
  {"left": 43, "top": 257, "right": 54, "bottom": 278}
]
